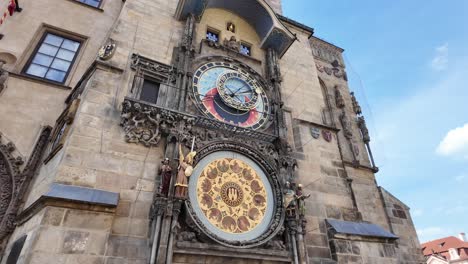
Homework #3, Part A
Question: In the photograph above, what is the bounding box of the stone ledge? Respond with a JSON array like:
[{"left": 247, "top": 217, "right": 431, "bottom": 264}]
[
  {"left": 174, "top": 241, "right": 290, "bottom": 262},
  {"left": 17, "top": 184, "right": 119, "bottom": 225}
]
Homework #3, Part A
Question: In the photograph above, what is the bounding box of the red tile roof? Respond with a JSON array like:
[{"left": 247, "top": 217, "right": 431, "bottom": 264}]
[{"left": 422, "top": 236, "right": 468, "bottom": 256}]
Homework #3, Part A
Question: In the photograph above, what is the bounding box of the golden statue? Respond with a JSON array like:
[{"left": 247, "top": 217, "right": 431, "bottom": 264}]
[{"left": 174, "top": 143, "right": 196, "bottom": 199}]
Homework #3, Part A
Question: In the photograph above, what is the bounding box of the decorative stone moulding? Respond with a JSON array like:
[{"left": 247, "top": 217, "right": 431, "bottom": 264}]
[
  {"left": 175, "top": 0, "right": 295, "bottom": 57},
  {"left": 120, "top": 97, "right": 278, "bottom": 148}
]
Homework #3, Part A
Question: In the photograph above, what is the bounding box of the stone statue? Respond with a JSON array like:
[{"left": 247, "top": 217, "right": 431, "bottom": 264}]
[
  {"left": 340, "top": 112, "right": 353, "bottom": 139},
  {"left": 357, "top": 116, "right": 370, "bottom": 143},
  {"left": 174, "top": 143, "right": 196, "bottom": 199},
  {"left": 283, "top": 181, "right": 297, "bottom": 218},
  {"left": 335, "top": 86, "right": 345, "bottom": 108},
  {"left": 295, "top": 184, "right": 310, "bottom": 217},
  {"left": 158, "top": 158, "right": 172, "bottom": 197},
  {"left": 0, "top": 60, "right": 9, "bottom": 92},
  {"left": 350, "top": 92, "right": 362, "bottom": 115},
  {"left": 224, "top": 36, "right": 240, "bottom": 52}
]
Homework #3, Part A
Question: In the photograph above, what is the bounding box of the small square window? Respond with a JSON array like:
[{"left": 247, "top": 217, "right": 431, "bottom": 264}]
[
  {"left": 240, "top": 43, "right": 251, "bottom": 56},
  {"left": 24, "top": 32, "right": 81, "bottom": 83},
  {"left": 206, "top": 29, "right": 220, "bottom": 43},
  {"left": 76, "top": 0, "right": 101, "bottom": 8},
  {"left": 140, "top": 79, "right": 160, "bottom": 104}
]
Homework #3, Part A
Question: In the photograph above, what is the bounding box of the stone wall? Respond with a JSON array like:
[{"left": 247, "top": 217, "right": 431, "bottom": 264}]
[{"left": 265, "top": 0, "right": 283, "bottom": 14}]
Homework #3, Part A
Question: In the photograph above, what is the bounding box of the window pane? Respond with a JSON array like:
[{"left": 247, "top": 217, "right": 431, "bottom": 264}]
[
  {"left": 62, "top": 39, "right": 80, "bottom": 52},
  {"left": 26, "top": 64, "right": 48, "bottom": 77},
  {"left": 32, "top": 54, "right": 54, "bottom": 67},
  {"left": 77, "top": 0, "right": 101, "bottom": 7},
  {"left": 45, "top": 69, "right": 66, "bottom": 82},
  {"left": 56, "top": 49, "right": 75, "bottom": 61},
  {"left": 51, "top": 58, "right": 71, "bottom": 71},
  {"left": 140, "top": 80, "right": 160, "bottom": 104},
  {"left": 44, "top": 34, "right": 64, "bottom": 47},
  {"left": 38, "top": 44, "right": 59, "bottom": 56}
]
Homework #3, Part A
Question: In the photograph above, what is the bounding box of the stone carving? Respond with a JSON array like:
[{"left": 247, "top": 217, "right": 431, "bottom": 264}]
[
  {"left": 130, "top": 54, "right": 176, "bottom": 83},
  {"left": 339, "top": 112, "right": 353, "bottom": 139},
  {"left": 357, "top": 116, "right": 370, "bottom": 143},
  {"left": 121, "top": 98, "right": 277, "bottom": 149},
  {"left": 311, "top": 38, "right": 344, "bottom": 66},
  {"left": 350, "top": 92, "right": 362, "bottom": 115},
  {"left": 98, "top": 40, "right": 116, "bottom": 61},
  {"left": 120, "top": 101, "right": 165, "bottom": 146},
  {"left": 227, "top": 22, "right": 235, "bottom": 33},
  {"left": 158, "top": 158, "right": 172, "bottom": 197},
  {"left": 316, "top": 63, "right": 347, "bottom": 81},
  {"left": 0, "top": 60, "right": 9, "bottom": 93},
  {"left": 174, "top": 144, "right": 196, "bottom": 199},
  {"left": 335, "top": 86, "right": 345, "bottom": 108},
  {"left": 223, "top": 36, "right": 240, "bottom": 52},
  {"left": 0, "top": 127, "right": 51, "bottom": 254},
  {"left": 177, "top": 231, "right": 198, "bottom": 242}
]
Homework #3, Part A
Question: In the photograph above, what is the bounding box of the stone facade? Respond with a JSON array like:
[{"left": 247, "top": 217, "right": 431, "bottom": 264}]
[{"left": 0, "top": 0, "right": 423, "bottom": 263}]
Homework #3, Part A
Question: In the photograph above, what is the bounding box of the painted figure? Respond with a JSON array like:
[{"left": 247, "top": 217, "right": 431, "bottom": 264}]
[
  {"left": 158, "top": 158, "right": 172, "bottom": 197},
  {"left": 174, "top": 143, "right": 196, "bottom": 199}
]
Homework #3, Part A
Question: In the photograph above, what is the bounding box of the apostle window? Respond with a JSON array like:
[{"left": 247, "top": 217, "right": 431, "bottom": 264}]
[
  {"left": 24, "top": 32, "right": 81, "bottom": 84},
  {"left": 206, "top": 28, "right": 220, "bottom": 43},
  {"left": 76, "top": 0, "right": 101, "bottom": 8},
  {"left": 240, "top": 42, "right": 252, "bottom": 56}
]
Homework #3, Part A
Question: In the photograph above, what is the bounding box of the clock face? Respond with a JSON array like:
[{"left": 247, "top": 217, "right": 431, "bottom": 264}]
[
  {"left": 193, "top": 62, "right": 270, "bottom": 130},
  {"left": 188, "top": 151, "right": 275, "bottom": 242}
]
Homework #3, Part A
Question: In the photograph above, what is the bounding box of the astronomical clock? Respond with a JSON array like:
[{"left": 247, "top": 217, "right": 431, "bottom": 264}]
[
  {"left": 185, "top": 59, "right": 284, "bottom": 248},
  {"left": 192, "top": 61, "right": 271, "bottom": 130}
]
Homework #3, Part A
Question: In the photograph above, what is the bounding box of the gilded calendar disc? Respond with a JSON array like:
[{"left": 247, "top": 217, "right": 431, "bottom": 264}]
[{"left": 188, "top": 151, "right": 275, "bottom": 242}]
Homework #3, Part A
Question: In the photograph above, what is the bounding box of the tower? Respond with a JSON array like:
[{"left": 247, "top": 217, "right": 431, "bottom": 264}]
[{"left": 0, "top": 0, "right": 423, "bottom": 263}]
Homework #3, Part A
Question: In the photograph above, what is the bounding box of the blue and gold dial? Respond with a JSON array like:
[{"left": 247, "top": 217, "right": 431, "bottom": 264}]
[{"left": 193, "top": 62, "right": 270, "bottom": 130}]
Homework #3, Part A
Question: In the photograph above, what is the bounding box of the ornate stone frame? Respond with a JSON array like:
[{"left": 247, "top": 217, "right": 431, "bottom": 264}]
[{"left": 185, "top": 141, "right": 285, "bottom": 248}]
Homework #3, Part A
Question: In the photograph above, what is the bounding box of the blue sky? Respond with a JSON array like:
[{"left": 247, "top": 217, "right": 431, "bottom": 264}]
[{"left": 283, "top": 0, "right": 468, "bottom": 243}]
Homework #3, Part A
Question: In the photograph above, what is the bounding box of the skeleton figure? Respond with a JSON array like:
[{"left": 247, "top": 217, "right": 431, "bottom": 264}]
[
  {"left": 295, "top": 184, "right": 311, "bottom": 217},
  {"left": 158, "top": 158, "right": 172, "bottom": 197},
  {"left": 174, "top": 144, "right": 196, "bottom": 199},
  {"left": 283, "top": 181, "right": 297, "bottom": 218}
]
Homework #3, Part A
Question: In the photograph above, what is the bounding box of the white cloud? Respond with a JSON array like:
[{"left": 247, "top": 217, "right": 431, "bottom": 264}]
[
  {"left": 430, "top": 43, "right": 449, "bottom": 71},
  {"left": 436, "top": 123, "right": 468, "bottom": 159},
  {"left": 417, "top": 227, "right": 450, "bottom": 243}
]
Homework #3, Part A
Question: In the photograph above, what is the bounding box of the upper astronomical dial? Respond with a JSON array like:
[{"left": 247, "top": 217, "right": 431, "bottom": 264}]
[
  {"left": 192, "top": 61, "right": 270, "bottom": 130},
  {"left": 216, "top": 71, "right": 260, "bottom": 111}
]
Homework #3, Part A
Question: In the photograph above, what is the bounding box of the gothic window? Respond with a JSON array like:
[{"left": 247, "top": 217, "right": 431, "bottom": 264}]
[
  {"left": 24, "top": 33, "right": 81, "bottom": 83},
  {"left": 76, "top": 0, "right": 101, "bottom": 8},
  {"left": 206, "top": 28, "right": 220, "bottom": 43},
  {"left": 139, "top": 79, "right": 160, "bottom": 104},
  {"left": 240, "top": 42, "right": 252, "bottom": 56}
]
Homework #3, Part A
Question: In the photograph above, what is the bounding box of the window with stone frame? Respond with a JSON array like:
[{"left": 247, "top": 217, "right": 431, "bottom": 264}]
[
  {"left": 24, "top": 32, "right": 81, "bottom": 84},
  {"left": 240, "top": 42, "right": 252, "bottom": 56},
  {"left": 44, "top": 99, "right": 80, "bottom": 163},
  {"left": 139, "top": 79, "right": 160, "bottom": 104},
  {"left": 206, "top": 28, "right": 220, "bottom": 43},
  {"left": 392, "top": 204, "right": 407, "bottom": 219},
  {"left": 75, "top": 0, "right": 102, "bottom": 8}
]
